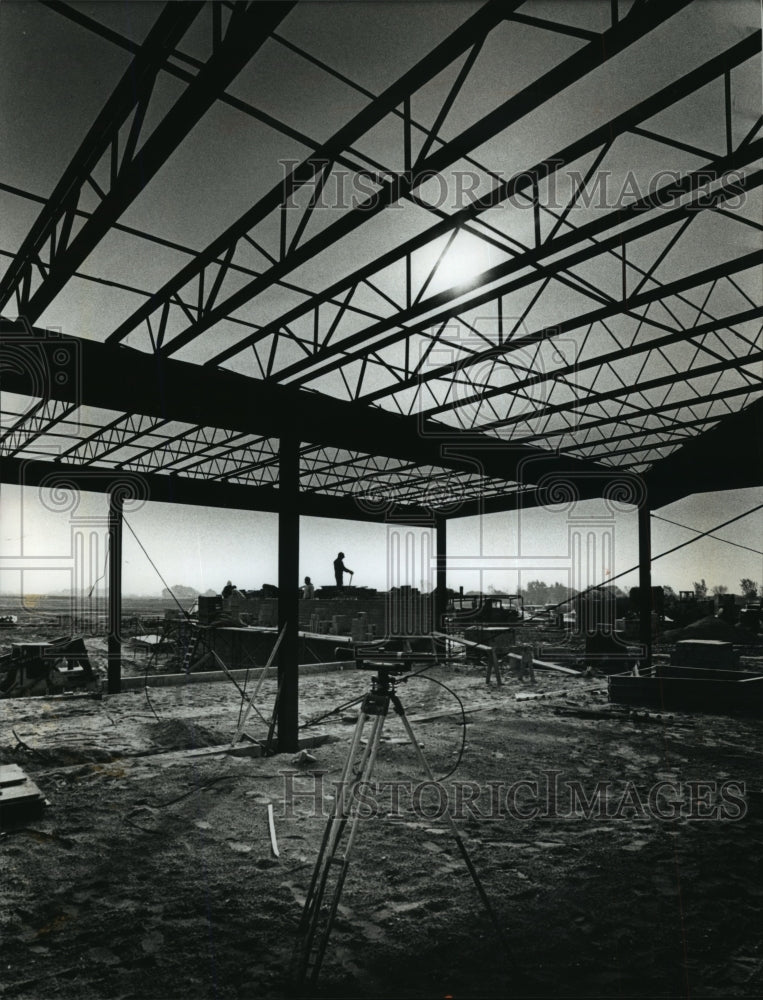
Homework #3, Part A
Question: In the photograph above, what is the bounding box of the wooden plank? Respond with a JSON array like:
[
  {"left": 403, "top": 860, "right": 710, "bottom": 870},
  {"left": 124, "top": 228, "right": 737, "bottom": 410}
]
[{"left": 0, "top": 764, "right": 46, "bottom": 826}]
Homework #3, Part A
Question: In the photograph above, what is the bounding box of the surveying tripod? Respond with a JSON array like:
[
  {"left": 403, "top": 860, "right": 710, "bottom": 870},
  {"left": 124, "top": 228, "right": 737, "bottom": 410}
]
[{"left": 292, "top": 658, "right": 508, "bottom": 989}]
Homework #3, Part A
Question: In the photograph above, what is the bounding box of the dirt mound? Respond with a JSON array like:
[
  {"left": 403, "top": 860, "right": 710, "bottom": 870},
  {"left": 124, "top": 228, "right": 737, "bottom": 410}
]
[
  {"left": 0, "top": 744, "right": 119, "bottom": 767},
  {"left": 663, "top": 615, "right": 759, "bottom": 645},
  {"left": 142, "top": 719, "right": 228, "bottom": 751}
]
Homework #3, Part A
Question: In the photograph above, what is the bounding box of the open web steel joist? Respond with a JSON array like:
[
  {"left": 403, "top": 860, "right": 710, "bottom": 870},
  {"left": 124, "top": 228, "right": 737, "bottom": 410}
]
[{"left": 0, "top": 0, "right": 761, "bottom": 520}]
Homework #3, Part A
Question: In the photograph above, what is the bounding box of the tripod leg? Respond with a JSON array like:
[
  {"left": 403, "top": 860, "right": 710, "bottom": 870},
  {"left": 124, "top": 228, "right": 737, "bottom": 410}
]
[
  {"left": 395, "top": 708, "right": 511, "bottom": 957},
  {"left": 297, "top": 706, "right": 369, "bottom": 936},
  {"left": 294, "top": 705, "right": 388, "bottom": 987},
  {"left": 309, "top": 708, "right": 387, "bottom": 985}
]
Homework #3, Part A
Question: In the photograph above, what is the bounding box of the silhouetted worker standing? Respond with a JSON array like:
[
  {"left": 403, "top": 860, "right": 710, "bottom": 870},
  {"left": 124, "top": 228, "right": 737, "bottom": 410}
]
[{"left": 333, "top": 552, "right": 353, "bottom": 590}]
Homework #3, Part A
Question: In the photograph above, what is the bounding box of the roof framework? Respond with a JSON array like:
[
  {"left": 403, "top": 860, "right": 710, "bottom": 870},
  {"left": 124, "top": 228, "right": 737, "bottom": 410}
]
[{"left": 1, "top": 0, "right": 761, "bottom": 521}]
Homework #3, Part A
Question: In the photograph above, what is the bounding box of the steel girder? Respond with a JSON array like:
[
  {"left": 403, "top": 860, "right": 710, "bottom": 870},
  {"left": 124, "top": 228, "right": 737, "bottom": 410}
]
[
  {"left": 431, "top": 396, "right": 763, "bottom": 520},
  {"left": 105, "top": 0, "right": 513, "bottom": 349},
  {"left": 0, "top": 1, "right": 202, "bottom": 315},
  {"left": 0, "top": 399, "right": 77, "bottom": 456},
  {"left": 37, "top": 2, "right": 526, "bottom": 348},
  {"left": 206, "top": 30, "right": 760, "bottom": 375},
  {"left": 1, "top": 1, "right": 759, "bottom": 520},
  {"left": 644, "top": 397, "right": 763, "bottom": 506},
  {"left": 0, "top": 320, "right": 613, "bottom": 487},
  {"left": 104, "top": 0, "right": 691, "bottom": 359},
  {"left": 59, "top": 414, "right": 173, "bottom": 465},
  {"left": 5, "top": 1, "right": 296, "bottom": 324},
  {"left": 417, "top": 303, "right": 763, "bottom": 425},
  {"left": 0, "top": 177, "right": 408, "bottom": 338},
  {"left": 273, "top": 145, "right": 763, "bottom": 390},
  {"left": 0, "top": 454, "right": 430, "bottom": 523},
  {"left": 508, "top": 383, "right": 763, "bottom": 449}
]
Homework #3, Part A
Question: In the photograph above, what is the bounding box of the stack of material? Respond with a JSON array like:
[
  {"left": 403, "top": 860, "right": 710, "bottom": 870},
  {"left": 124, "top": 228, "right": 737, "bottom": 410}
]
[
  {"left": 671, "top": 639, "right": 739, "bottom": 670},
  {"left": 350, "top": 613, "right": 370, "bottom": 642},
  {"left": 330, "top": 614, "right": 350, "bottom": 635},
  {"left": 258, "top": 605, "right": 275, "bottom": 626}
]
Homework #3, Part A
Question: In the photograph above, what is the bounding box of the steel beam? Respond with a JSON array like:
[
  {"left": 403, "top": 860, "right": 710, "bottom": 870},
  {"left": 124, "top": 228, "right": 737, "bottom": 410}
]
[
  {"left": 435, "top": 514, "right": 447, "bottom": 630},
  {"left": 420, "top": 303, "right": 763, "bottom": 424},
  {"left": 0, "top": 454, "right": 431, "bottom": 524},
  {"left": 0, "top": 2, "right": 203, "bottom": 315},
  {"left": 476, "top": 347, "right": 763, "bottom": 434},
  {"left": 18, "top": 2, "right": 296, "bottom": 323},
  {"left": 442, "top": 397, "right": 763, "bottom": 519},
  {"left": 275, "top": 148, "right": 762, "bottom": 388},
  {"left": 205, "top": 16, "right": 751, "bottom": 371},
  {"left": 638, "top": 500, "right": 652, "bottom": 670},
  {"left": 108, "top": 489, "right": 123, "bottom": 694},
  {"left": 0, "top": 321, "right": 613, "bottom": 487},
  {"left": 643, "top": 396, "right": 763, "bottom": 508},
  {"left": 277, "top": 431, "right": 300, "bottom": 753},
  {"left": 106, "top": 0, "right": 512, "bottom": 348},
  {"left": 177, "top": 0, "right": 691, "bottom": 356},
  {"left": 108, "top": 0, "right": 690, "bottom": 359}
]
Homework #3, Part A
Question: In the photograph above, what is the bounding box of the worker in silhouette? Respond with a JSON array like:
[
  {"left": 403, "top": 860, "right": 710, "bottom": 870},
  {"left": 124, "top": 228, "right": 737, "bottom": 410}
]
[
  {"left": 302, "top": 576, "right": 315, "bottom": 599},
  {"left": 333, "top": 552, "right": 353, "bottom": 591}
]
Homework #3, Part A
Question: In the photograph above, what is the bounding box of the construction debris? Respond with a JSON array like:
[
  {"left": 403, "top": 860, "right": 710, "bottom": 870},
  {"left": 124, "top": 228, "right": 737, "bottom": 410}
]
[
  {"left": 267, "top": 803, "right": 279, "bottom": 858},
  {"left": 0, "top": 764, "right": 47, "bottom": 827}
]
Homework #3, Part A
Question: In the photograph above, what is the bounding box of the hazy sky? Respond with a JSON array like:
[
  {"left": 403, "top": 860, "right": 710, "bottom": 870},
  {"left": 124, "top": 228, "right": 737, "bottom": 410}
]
[
  {"left": 1, "top": 483, "right": 760, "bottom": 597},
  {"left": 0, "top": 2, "right": 760, "bottom": 601}
]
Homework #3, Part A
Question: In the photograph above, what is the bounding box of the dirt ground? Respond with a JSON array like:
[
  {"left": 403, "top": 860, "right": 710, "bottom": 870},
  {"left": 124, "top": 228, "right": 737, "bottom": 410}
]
[{"left": 1, "top": 645, "right": 762, "bottom": 1000}]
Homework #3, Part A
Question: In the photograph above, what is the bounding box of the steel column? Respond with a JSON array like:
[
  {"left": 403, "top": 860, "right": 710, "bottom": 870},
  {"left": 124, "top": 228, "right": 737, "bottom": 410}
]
[
  {"left": 638, "top": 500, "right": 652, "bottom": 672},
  {"left": 277, "top": 431, "right": 300, "bottom": 752},
  {"left": 434, "top": 515, "right": 447, "bottom": 631},
  {"left": 107, "top": 489, "right": 123, "bottom": 694}
]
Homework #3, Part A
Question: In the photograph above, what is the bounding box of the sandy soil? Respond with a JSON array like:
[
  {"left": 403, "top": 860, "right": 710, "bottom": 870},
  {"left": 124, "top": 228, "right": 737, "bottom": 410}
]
[{"left": 1, "top": 650, "right": 762, "bottom": 1000}]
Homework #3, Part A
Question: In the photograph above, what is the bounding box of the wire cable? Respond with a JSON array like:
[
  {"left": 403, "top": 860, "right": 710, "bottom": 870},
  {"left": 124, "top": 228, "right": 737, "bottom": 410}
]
[
  {"left": 651, "top": 512, "right": 763, "bottom": 556},
  {"left": 122, "top": 514, "right": 189, "bottom": 617},
  {"left": 299, "top": 693, "right": 366, "bottom": 730},
  {"left": 87, "top": 536, "right": 110, "bottom": 597},
  {"left": 543, "top": 502, "right": 763, "bottom": 612},
  {"left": 408, "top": 672, "right": 467, "bottom": 782}
]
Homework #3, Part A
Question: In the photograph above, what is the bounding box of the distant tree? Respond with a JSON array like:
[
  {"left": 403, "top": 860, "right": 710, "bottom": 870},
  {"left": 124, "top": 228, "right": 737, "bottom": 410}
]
[
  {"left": 712, "top": 585, "right": 728, "bottom": 596},
  {"left": 163, "top": 585, "right": 199, "bottom": 600},
  {"left": 662, "top": 585, "right": 677, "bottom": 601},
  {"left": 549, "top": 581, "right": 576, "bottom": 605},
  {"left": 693, "top": 579, "right": 708, "bottom": 598},
  {"left": 740, "top": 578, "right": 759, "bottom": 598},
  {"left": 523, "top": 580, "right": 550, "bottom": 604}
]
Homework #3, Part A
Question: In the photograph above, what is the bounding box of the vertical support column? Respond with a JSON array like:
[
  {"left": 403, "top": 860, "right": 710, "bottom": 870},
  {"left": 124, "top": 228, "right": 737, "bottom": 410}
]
[
  {"left": 434, "top": 514, "right": 447, "bottom": 631},
  {"left": 638, "top": 499, "right": 652, "bottom": 671},
  {"left": 107, "top": 489, "right": 123, "bottom": 694},
  {"left": 277, "top": 431, "right": 300, "bottom": 752}
]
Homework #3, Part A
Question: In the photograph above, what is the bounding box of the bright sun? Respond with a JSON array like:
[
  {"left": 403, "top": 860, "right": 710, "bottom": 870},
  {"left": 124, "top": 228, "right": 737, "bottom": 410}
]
[{"left": 415, "top": 231, "right": 495, "bottom": 297}]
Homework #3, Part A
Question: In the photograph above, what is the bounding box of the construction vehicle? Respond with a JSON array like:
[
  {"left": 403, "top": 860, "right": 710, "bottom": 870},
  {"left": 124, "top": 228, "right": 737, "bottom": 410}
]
[
  {"left": 0, "top": 637, "right": 99, "bottom": 698},
  {"left": 445, "top": 593, "right": 524, "bottom": 628}
]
